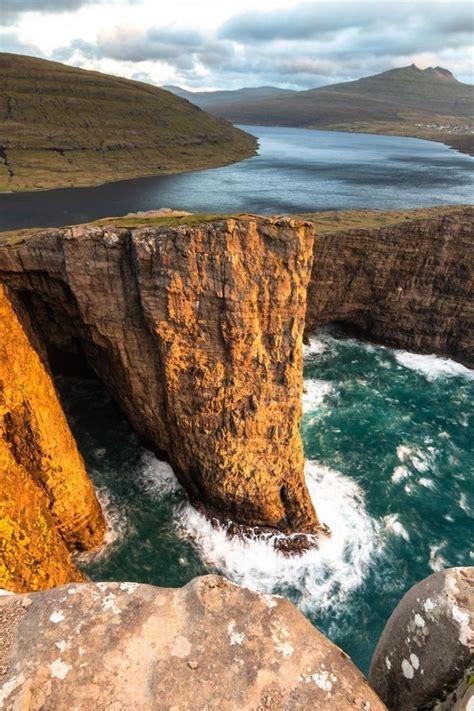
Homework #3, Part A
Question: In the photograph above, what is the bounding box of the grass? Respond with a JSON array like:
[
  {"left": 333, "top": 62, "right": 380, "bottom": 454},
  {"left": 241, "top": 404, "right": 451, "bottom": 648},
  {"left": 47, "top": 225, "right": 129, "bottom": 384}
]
[
  {"left": 1, "top": 205, "right": 470, "bottom": 247},
  {"left": 0, "top": 53, "right": 257, "bottom": 192}
]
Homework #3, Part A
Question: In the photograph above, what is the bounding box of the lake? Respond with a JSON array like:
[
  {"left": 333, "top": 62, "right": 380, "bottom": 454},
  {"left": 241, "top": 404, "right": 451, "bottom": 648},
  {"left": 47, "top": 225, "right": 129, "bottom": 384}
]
[{"left": 1, "top": 126, "right": 473, "bottom": 231}]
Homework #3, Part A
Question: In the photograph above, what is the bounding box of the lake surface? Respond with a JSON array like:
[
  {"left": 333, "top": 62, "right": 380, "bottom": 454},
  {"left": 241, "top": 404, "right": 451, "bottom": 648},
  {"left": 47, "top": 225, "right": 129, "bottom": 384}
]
[
  {"left": 1, "top": 126, "right": 473, "bottom": 231},
  {"left": 59, "top": 329, "right": 473, "bottom": 675}
]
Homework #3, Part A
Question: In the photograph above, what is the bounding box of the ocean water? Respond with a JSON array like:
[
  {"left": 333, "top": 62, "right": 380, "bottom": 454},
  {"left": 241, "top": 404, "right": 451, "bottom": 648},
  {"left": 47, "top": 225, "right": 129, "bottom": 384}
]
[
  {"left": 60, "top": 329, "right": 473, "bottom": 675},
  {"left": 1, "top": 126, "right": 473, "bottom": 230}
]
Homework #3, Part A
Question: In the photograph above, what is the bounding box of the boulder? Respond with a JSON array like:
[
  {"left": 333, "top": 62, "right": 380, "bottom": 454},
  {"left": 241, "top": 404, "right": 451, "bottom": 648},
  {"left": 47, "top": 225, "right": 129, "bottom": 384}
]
[
  {"left": 0, "top": 574, "right": 386, "bottom": 710},
  {"left": 369, "top": 567, "right": 473, "bottom": 710}
]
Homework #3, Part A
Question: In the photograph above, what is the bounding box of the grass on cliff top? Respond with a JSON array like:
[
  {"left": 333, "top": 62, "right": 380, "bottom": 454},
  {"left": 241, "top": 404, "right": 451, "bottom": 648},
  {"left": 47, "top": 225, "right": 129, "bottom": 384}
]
[{"left": 0, "top": 205, "right": 470, "bottom": 248}]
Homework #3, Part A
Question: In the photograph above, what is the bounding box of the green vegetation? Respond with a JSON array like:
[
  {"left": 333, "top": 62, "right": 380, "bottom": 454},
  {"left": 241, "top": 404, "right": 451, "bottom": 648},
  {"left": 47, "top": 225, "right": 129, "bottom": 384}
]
[
  {"left": 0, "top": 53, "right": 257, "bottom": 192},
  {"left": 1, "top": 205, "right": 469, "bottom": 247},
  {"left": 195, "top": 65, "right": 474, "bottom": 156}
]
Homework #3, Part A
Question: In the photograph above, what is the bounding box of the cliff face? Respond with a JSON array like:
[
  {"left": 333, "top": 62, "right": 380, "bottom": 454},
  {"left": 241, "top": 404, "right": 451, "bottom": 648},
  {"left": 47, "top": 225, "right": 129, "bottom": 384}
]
[
  {"left": 0, "top": 284, "right": 105, "bottom": 593},
  {"left": 0, "top": 217, "right": 319, "bottom": 535},
  {"left": 306, "top": 208, "right": 473, "bottom": 366}
]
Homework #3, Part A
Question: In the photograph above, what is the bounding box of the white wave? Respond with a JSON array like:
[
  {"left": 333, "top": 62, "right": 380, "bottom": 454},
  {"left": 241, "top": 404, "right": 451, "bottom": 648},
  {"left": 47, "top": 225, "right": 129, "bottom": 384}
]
[
  {"left": 303, "top": 336, "right": 329, "bottom": 358},
  {"left": 419, "top": 477, "right": 436, "bottom": 490},
  {"left": 75, "top": 485, "right": 128, "bottom": 564},
  {"left": 175, "top": 461, "right": 380, "bottom": 616},
  {"left": 429, "top": 544, "right": 447, "bottom": 572},
  {"left": 391, "top": 465, "right": 409, "bottom": 484},
  {"left": 137, "top": 451, "right": 181, "bottom": 499},
  {"left": 383, "top": 514, "right": 410, "bottom": 541},
  {"left": 302, "top": 379, "right": 334, "bottom": 413},
  {"left": 394, "top": 350, "right": 473, "bottom": 381},
  {"left": 396, "top": 445, "right": 434, "bottom": 474}
]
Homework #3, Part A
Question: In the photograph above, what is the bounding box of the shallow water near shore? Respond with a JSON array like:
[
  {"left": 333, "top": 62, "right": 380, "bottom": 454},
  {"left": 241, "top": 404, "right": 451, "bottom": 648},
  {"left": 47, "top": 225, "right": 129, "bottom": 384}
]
[
  {"left": 1, "top": 126, "right": 473, "bottom": 230},
  {"left": 62, "top": 329, "right": 473, "bottom": 675}
]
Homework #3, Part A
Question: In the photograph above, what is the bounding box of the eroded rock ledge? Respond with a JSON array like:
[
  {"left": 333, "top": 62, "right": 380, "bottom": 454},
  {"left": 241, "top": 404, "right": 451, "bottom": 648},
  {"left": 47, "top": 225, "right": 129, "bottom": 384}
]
[
  {"left": 0, "top": 575, "right": 386, "bottom": 710},
  {"left": 0, "top": 217, "right": 319, "bottom": 535}
]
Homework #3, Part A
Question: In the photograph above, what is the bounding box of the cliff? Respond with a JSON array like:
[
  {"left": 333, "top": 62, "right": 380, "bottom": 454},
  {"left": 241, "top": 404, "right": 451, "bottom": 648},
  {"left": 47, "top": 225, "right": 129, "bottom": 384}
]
[
  {"left": 0, "top": 284, "right": 105, "bottom": 593},
  {"left": 306, "top": 208, "right": 474, "bottom": 366},
  {"left": 0, "top": 575, "right": 387, "bottom": 710},
  {"left": 0, "top": 217, "right": 319, "bottom": 536}
]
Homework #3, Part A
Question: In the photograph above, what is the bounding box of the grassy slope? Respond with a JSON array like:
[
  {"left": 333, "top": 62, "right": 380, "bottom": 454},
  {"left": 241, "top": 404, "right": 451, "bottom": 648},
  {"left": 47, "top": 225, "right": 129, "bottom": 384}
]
[
  {"left": 1, "top": 205, "right": 469, "bottom": 246},
  {"left": 0, "top": 53, "right": 257, "bottom": 192},
  {"left": 163, "top": 85, "right": 297, "bottom": 110},
  {"left": 204, "top": 66, "right": 474, "bottom": 155}
]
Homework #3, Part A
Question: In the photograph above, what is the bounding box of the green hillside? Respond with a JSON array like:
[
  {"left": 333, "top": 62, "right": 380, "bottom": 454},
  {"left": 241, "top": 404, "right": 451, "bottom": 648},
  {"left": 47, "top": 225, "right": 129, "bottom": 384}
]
[
  {"left": 202, "top": 65, "right": 474, "bottom": 154},
  {"left": 163, "top": 85, "right": 296, "bottom": 110},
  {"left": 0, "top": 53, "right": 257, "bottom": 192}
]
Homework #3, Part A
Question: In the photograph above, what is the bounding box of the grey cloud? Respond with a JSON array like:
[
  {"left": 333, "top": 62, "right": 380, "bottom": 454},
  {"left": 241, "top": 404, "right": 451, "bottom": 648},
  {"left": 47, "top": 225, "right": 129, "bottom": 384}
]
[
  {"left": 219, "top": 1, "right": 474, "bottom": 43},
  {"left": 1, "top": 0, "right": 100, "bottom": 26},
  {"left": 0, "top": 30, "right": 43, "bottom": 55}
]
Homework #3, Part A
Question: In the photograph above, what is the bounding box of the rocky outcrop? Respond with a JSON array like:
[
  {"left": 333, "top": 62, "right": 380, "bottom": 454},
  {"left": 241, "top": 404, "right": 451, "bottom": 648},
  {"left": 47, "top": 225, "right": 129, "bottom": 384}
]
[
  {"left": 306, "top": 208, "right": 474, "bottom": 366},
  {"left": 369, "top": 567, "right": 473, "bottom": 711},
  {"left": 0, "top": 574, "right": 386, "bottom": 710},
  {"left": 0, "top": 284, "right": 105, "bottom": 593},
  {"left": 0, "top": 217, "right": 319, "bottom": 535}
]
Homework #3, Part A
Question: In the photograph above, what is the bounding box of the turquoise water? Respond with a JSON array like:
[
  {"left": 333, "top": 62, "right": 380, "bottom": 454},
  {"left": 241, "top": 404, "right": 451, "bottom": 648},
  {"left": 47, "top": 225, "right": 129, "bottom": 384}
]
[{"left": 62, "top": 329, "right": 473, "bottom": 675}]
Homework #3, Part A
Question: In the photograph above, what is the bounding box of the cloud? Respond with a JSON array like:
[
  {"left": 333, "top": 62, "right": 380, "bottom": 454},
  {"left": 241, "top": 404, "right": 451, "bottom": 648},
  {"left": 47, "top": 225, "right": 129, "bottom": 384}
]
[
  {"left": 219, "top": 1, "right": 474, "bottom": 43},
  {"left": 55, "top": 25, "right": 236, "bottom": 72},
  {"left": 25, "top": 0, "right": 474, "bottom": 89},
  {"left": 1, "top": 0, "right": 102, "bottom": 25},
  {"left": 0, "top": 29, "right": 43, "bottom": 55}
]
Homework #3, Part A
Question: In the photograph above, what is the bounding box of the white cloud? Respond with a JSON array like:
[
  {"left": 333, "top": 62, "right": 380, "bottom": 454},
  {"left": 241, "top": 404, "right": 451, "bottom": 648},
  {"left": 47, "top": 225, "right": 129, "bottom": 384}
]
[{"left": 3, "top": 0, "right": 474, "bottom": 88}]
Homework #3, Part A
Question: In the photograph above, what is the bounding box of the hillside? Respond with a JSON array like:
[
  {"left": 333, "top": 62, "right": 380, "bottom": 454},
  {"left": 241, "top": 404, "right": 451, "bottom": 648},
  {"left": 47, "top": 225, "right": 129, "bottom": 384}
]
[
  {"left": 196, "top": 65, "right": 474, "bottom": 155},
  {"left": 0, "top": 54, "right": 257, "bottom": 192},
  {"left": 163, "top": 85, "right": 296, "bottom": 110}
]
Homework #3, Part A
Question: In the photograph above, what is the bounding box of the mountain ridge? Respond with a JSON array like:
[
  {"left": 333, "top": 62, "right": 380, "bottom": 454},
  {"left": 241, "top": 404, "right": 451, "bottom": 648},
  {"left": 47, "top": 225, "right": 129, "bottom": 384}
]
[{"left": 166, "top": 65, "right": 474, "bottom": 155}]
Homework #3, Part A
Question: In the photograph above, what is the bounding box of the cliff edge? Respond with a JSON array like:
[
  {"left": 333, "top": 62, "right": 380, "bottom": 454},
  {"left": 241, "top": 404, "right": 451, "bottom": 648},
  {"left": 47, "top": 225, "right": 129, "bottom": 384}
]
[{"left": 0, "top": 217, "right": 319, "bottom": 536}]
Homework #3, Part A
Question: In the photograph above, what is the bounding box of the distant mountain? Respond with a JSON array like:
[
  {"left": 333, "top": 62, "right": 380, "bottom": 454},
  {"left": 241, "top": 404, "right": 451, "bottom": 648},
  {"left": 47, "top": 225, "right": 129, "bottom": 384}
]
[
  {"left": 0, "top": 54, "right": 257, "bottom": 192},
  {"left": 163, "top": 85, "right": 296, "bottom": 111},
  {"left": 184, "top": 65, "right": 474, "bottom": 154}
]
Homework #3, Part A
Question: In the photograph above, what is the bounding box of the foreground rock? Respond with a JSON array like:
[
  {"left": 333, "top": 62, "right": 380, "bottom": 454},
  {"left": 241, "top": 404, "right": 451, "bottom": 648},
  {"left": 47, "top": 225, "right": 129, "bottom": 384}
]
[
  {"left": 369, "top": 567, "right": 473, "bottom": 710},
  {"left": 307, "top": 207, "right": 474, "bottom": 367},
  {"left": 0, "top": 217, "right": 319, "bottom": 535},
  {"left": 0, "top": 284, "right": 105, "bottom": 593},
  {"left": 0, "top": 575, "right": 386, "bottom": 710}
]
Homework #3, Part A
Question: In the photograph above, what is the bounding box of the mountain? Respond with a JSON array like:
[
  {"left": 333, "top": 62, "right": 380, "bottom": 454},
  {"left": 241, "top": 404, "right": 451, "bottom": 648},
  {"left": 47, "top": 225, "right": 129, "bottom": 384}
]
[
  {"left": 0, "top": 54, "right": 257, "bottom": 192},
  {"left": 192, "top": 65, "right": 474, "bottom": 154},
  {"left": 163, "top": 85, "right": 296, "bottom": 111}
]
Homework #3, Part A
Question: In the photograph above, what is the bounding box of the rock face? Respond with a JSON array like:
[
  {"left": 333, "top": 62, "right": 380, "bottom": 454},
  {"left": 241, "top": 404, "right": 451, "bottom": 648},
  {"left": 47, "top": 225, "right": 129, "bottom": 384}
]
[
  {"left": 0, "top": 284, "right": 105, "bottom": 593},
  {"left": 0, "top": 574, "right": 386, "bottom": 710},
  {"left": 306, "top": 208, "right": 474, "bottom": 367},
  {"left": 0, "top": 217, "right": 319, "bottom": 534},
  {"left": 369, "top": 567, "right": 473, "bottom": 711}
]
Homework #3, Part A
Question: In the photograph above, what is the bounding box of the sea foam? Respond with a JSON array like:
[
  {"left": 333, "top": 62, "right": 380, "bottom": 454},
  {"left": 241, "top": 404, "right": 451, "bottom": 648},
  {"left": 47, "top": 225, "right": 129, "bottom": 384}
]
[
  {"left": 175, "top": 461, "right": 380, "bottom": 616},
  {"left": 394, "top": 350, "right": 473, "bottom": 381}
]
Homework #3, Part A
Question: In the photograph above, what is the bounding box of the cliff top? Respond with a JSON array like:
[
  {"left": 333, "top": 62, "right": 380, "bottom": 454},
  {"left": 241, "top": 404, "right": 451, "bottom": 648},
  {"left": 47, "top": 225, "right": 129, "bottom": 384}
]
[{"left": 0, "top": 204, "right": 471, "bottom": 248}]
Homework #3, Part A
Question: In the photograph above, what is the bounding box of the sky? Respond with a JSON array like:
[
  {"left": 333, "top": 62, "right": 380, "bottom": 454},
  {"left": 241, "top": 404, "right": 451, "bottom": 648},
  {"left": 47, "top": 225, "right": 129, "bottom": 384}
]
[{"left": 1, "top": 0, "right": 473, "bottom": 90}]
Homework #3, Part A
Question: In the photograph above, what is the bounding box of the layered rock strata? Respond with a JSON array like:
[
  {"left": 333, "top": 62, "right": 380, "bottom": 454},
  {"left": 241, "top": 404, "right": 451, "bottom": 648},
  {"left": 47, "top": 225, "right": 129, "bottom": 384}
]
[
  {"left": 306, "top": 208, "right": 473, "bottom": 366},
  {"left": 0, "top": 217, "right": 319, "bottom": 534},
  {"left": 0, "top": 284, "right": 105, "bottom": 593},
  {"left": 0, "top": 574, "right": 387, "bottom": 710}
]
